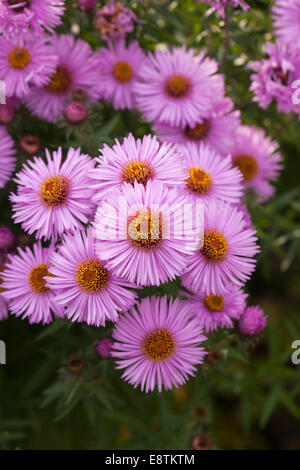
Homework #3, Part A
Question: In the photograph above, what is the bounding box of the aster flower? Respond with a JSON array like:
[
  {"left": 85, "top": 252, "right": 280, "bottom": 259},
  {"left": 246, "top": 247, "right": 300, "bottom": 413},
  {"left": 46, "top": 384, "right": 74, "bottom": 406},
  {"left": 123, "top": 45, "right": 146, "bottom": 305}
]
[
  {"left": 95, "top": 40, "right": 146, "bottom": 110},
  {"left": 175, "top": 142, "right": 243, "bottom": 205},
  {"left": 96, "top": 338, "right": 114, "bottom": 358},
  {"left": 0, "top": 264, "right": 8, "bottom": 321},
  {"left": 1, "top": 242, "right": 63, "bottom": 324},
  {"left": 0, "top": 0, "right": 65, "bottom": 38},
  {"left": 11, "top": 147, "right": 96, "bottom": 240},
  {"left": 0, "top": 125, "right": 16, "bottom": 188},
  {"left": 203, "top": 0, "right": 249, "bottom": 18},
  {"left": 182, "top": 284, "right": 247, "bottom": 333},
  {"left": 272, "top": 0, "right": 300, "bottom": 49},
  {"left": 0, "top": 35, "right": 58, "bottom": 99},
  {"left": 134, "top": 46, "right": 224, "bottom": 129},
  {"left": 25, "top": 34, "right": 99, "bottom": 123},
  {"left": 46, "top": 230, "right": 137, "bottom": 327},
  {"left": 238, "top": 305, "right": 267, "bottom": 335},
  {"left": 95, "top": 0, "right": 138, "bottom": 41},
  {"left": 112, "top": 296, "right": 207, "bottom": 392},
  {"left": 249, "top": 41, "right": 300, "bottom": 115},
  {"left": 231, "top": 126, "right": 282, "bottom": 202},
  {"left": 182, "top": 200, "right": 259, "bottom": 296},
  {"left": 89, "top": 133, "right": 184, "bottom": 204},
  {"left": 94, "top": 180, "right": 202, "bottom": 286},
  {"left": 154, "top": 97, "right": 240, "bottom": 156}
]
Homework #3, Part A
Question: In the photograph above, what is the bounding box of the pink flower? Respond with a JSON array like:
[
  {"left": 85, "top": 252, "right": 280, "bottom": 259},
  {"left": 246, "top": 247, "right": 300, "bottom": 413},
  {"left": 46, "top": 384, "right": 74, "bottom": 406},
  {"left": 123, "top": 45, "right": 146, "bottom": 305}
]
[
  {"left": 238, "top": 305, "right": 267, "bottom": 335},
  {"left": 96, "top": 338, "right": 114, "bottom": 358},
  {"left": 0, "top": 125, "right": 16, "bottom": 189},
  {"left": 272, "top": 0, "right": 300, "bottom": 49},
  {"left": 95, "top": 0, "right": 138, "bottom": 41},
  {"left": 0, "top": 227, "right": 15, "bottom": 251},
  {"left": 11, "top": 147, "right": 96, "bottom": 240},
  {"left": 112, "top": 296, "right": 207, "bottom": 392}
]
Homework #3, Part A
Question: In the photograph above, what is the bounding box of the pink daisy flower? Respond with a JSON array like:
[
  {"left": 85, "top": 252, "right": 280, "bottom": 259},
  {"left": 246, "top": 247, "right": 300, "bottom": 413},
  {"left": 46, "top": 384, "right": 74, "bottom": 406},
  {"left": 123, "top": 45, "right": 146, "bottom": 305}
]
[
  {"left": 1, "top": 242, "right": 63, "bottom": 324},
  {"left": 0, "top": 125, "right": 16, "bottom": 188},
  {"left": 182, "top": 200, "right": 259, "bottom": 296},
  {"left": 0, "top": 263, "right": 8, "bottom": 321},
  {"left": 182, "top": 284, "right": 247, "bottom": 333},
  {"left": 203, "top": 0, "right": 249, "bottom": 18},
  {"left": 133, "top": 46, "right": 224, "bottom": 129},
  {"left": 10, "top": 147, "right": 96, "bottom": 240},
  {"left": 175, "top": 142, "right": 243, "bottom": 205},
  {"left": 0, "top": 0, "right": 65, "bottom": 37},
  {"left": 272, "top": 0, "right": 300, "bottom": 48},
  {"left": 231, "top": 126, "right": 283, "bottom": 202},
  {"left": 0, "top": 35, "right": 58, "bottom": 99},
  {"left": 89, "top": 133, "right": 184, "bottom": 204},
  {"left": 153, "top": 97, "right": 240, "bottom": 156},
  {"left": 95, "top": 40, "right": 146, "bottom": 110},
  {"left": 111, "top": 295, "right": 207, "bottom": 392},
  {"left": 25, "top": 34, "right": 99, "bottom": 123},
  {"left": 249, "top": 42, "right": 300, "bottom": 115},
  {"left": 94, "top": 180, "right": 202, "bottom": 286},
  {"left": 46, "top": 230, "right": 137, "bottom": 327},
  {"left": 238, "top": 305, "right": 267, "bottom": 336}
]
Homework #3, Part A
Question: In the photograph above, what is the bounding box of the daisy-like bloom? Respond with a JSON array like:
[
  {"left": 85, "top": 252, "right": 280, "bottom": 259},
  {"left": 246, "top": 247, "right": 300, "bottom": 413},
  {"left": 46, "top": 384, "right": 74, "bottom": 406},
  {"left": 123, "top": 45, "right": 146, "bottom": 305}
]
[
  {"left": 95, "top": 0, "right": 138, "bottom": 41},
  {"left": 0, "top": 125, "right": 16, "bottom": 189},
  {"left": 249, "top": 42, "right": 300, "bottom": 115},
  {"left": 176, "top": 142, "right": 243, "bottom": 205},
  {"left": 154, "top": 97, "right": 240, "bottom": 156},
  {"left": 25, "top": 34, "right": 99, "bottom": 123},
  {"left": 231, "top": 126, "right": 282, "bottom": 202},
  {"left": 203, "top": 0, "right": 249, "bottom": 18},
  {"left": 89, "top": 133, "right": 184, "bottom": 204},
  {"left": 1, "top": 242, "right": 63, "bottom": 324},
  {"left": 10, "top": 147, "right": 96, "bottom": 240},
  {"left": 46, "top": 230, "right": 137, "bottom": 327},
  {"left": 182, "top": 200, "right": 259, "bottom": 296},
  {"left": 0, "top": 35, "right": 58, "bottom": 99},
  {"left": 94, "top": 180, "right": 202, "bottom": 286},
  {"left": 238, "top": 305, "right": 267, "bottom": 336},
  {"left": 134, "top": 46, "right": 225, "bottom": 129},
  {"left": 95, "top": 40, "right": 146, "bottom": 110},
  {"left": 182, "top": 284, "right": 247, "bottom": 333},
  {"left": 272, "top": 0, "right": 300, "bottom": 49},
  {"left": 0, "top": 263, "right": 8, "bottom": 321},
  {"left": 0, "top": 0, "right": 65, "bottom": 37},
  {"left": 111, "top": 296, "right": 207, "bottom": 392}
]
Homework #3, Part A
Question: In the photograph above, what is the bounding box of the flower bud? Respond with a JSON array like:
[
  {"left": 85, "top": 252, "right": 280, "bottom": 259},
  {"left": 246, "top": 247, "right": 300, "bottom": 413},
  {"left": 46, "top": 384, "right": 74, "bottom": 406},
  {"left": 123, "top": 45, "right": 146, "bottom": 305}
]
[
  {"left": 238, "top": 306, "right": 267, "bottom": 336},
  {"left": 65, "top": 101, "right": 87, "bottom": 124}
]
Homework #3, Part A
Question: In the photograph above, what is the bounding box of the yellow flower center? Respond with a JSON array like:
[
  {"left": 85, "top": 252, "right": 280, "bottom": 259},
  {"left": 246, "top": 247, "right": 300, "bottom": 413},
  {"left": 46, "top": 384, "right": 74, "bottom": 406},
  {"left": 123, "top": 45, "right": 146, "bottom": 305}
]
[
  {"left": 122, "top": 161, "right": 154, "bottom": 186},
  {"left": 112, "top": 61, "right": 133, "bottom": 83},
  {"left": 40, "top": 175, "right": 69, "bottom": 207},
  {"left": 28, "top": 264, "right": 51, "bottom": 294},
  {"left": 143, "top": 329, "right": 176, "bottom": 361},
  {"left": 201, "top": 230, "right": 228, "bottom": 263},
  {"left": 184, "top": 120, "right": 210, "bottom": 141},
  {"left": 165, "top": 74, "right": 191, "bottom": 98},
  {"left": 127, "top": 210, "right": 163, "bottom": 249},
  {"left": 46, "top": 65, "right": 72, "bottom": 94},
  {"left": 233, "top": 154, "right": 258, "bottom": 182},
  {"left": 76, "top": 258, "right": 109, "bottom": 292},
  {"left": 8, "top": 47, "right": 31, "bottom": 69},
  {"left": 204, "top": 293, "right": 225, "bottom": 311},
  {"left": 185, "top": 167, "right": 212, "bottom": 195}
]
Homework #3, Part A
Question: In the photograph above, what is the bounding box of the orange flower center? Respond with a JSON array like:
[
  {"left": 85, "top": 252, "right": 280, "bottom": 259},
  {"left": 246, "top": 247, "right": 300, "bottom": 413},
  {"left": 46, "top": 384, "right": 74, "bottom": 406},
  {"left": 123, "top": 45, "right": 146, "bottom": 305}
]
[
  {"left": 28, "top": 264, "right": 51, "bottom": 294},
  {"left": 165, "top": 74, "right": 191, "bottom": 98},
  {"left": 8, "top": 47, "right": 31, "bottom": 69},
  {"left": 112, "top": 61, "right": 133, "bottom": 83},
  {"left": 76, "top": 258, "right": 109, "bottom": 292},
  {"left": 201, "top": 230, "right": 228, "bottom": 263},
  {"left": 122, "top": 161, "right": 154, "bottom": 186},
  {"left": 127, "top": 210, "right": 163, "bottom": 249},
  {"left": 184, "top": 120, "right": 210, "bottom": 141},
  {"left": 185, "top": 167, "right": 212, "bottom": 195},
  {"left": 40, "top": 175, "right": 69, "bottom": 207},
  {"left": 46, "top": 65, "right": 72, "bottom": 94},
  {"left": 233, "top": 154, "right": 258, "bottom": 182},
  {"left": 204, "top": 293, "right": 225, "bottom": 311},
  {"left": 143, "top": 329, "right": 176, "bottom": 361}
]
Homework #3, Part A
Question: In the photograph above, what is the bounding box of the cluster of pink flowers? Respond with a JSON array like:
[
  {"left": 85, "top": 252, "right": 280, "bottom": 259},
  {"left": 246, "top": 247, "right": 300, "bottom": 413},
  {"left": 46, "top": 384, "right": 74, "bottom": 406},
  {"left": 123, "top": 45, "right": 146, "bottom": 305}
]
[
  {"left": 0, "top": 0, "right": 279, "bottom": 393},
  {"left": 249, "top": 1, "right": 300, "bottom": 119}
]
